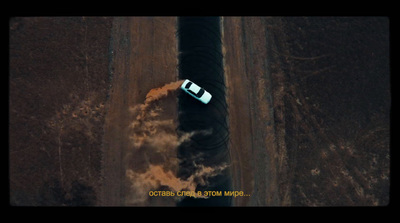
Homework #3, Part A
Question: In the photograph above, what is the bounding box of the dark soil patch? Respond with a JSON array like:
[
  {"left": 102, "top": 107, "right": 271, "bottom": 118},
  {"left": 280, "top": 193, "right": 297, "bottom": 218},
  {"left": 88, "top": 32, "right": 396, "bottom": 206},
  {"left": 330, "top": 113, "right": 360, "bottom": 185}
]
[{"left": 10, "top": 17, "right": 113, "bottom": 206}]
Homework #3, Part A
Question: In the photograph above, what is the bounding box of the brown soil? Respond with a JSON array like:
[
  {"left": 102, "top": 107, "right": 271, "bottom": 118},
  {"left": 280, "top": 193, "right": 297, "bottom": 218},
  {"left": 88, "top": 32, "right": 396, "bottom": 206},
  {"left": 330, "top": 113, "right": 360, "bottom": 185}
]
[
  {"left": 10, "top": 17, "right": 113, "bottom": 205},
  {"left": 223, "top": 17, "right": 288, "bottom": 206},
  {"left": 100, "top": 17, "right": 179, "bottom": 206}
]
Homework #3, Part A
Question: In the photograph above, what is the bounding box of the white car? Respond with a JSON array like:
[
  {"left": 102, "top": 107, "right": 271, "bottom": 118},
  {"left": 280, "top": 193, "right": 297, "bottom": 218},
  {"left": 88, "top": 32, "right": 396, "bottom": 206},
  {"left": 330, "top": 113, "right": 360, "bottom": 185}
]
[{"left": 180, "top": 79, "right": 212, "bottom": 104}]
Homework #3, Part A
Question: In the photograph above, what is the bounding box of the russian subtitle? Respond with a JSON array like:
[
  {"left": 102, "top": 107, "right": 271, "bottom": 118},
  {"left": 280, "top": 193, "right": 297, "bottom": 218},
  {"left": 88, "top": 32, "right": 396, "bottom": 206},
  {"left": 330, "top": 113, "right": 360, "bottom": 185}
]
[{"left": 148, "top": 190, "right": 250, "bottom": 197}]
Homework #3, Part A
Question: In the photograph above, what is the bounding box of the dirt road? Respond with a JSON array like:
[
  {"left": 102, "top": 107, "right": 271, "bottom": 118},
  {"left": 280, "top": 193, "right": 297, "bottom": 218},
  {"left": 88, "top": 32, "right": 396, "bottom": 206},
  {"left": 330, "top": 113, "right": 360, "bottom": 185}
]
[
  {"left": 223, "top": 17, "right": 289, "bottom": 206},
  {"left": 100, "top": 17, "right": 178, "bottom": 206}
]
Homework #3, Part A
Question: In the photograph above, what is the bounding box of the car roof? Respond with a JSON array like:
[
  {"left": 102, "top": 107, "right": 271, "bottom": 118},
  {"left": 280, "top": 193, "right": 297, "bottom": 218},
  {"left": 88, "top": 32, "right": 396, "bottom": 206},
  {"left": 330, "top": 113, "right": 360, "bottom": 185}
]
[{"left": 189, "top": 83, "right": 201, "bottom": 93}]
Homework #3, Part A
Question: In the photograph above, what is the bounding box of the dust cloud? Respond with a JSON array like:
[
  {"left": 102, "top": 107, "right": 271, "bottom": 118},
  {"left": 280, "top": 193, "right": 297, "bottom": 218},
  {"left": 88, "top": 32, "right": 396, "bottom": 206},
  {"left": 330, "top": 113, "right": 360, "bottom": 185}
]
[
  {"left": 134, "top": 80, "right": 184, "bottom": 121},
  {"left": 125, "top": 80, "right": 226, "bottom": 205}
]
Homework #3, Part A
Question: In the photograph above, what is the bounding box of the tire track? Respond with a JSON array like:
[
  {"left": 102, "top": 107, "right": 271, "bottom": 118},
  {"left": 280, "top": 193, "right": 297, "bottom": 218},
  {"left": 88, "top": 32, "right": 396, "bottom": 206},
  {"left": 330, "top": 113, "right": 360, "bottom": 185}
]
[{"left": 177, "top": 17, "right": 232, "bottom": 206}]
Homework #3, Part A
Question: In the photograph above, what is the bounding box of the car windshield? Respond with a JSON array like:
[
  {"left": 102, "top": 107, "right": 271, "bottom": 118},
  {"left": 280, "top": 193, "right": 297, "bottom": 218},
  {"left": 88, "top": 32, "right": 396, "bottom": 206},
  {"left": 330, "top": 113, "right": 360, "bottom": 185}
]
[{"left": 185, "top": 82, "right": 192, "bottom": 89}]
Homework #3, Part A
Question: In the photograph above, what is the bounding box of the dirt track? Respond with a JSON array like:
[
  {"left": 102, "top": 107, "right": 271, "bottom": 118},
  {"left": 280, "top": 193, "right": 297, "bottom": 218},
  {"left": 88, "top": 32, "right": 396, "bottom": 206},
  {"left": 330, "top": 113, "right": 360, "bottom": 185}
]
[
  {"left": 223, "top": 17, "right": 289, "bottom": 206},
  {"left": 101, "top": 17, "right": 178, "bottom": 206}
]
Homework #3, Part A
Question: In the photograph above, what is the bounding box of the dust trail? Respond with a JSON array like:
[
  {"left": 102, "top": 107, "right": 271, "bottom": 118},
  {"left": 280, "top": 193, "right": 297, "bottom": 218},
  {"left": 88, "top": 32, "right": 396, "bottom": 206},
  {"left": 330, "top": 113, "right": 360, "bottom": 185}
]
[
  {"left": 125, "top": 80, "right": 226, "bottom": 205},
  {"left": 134, "top": 80, "right": 184, "bottom": 121}
]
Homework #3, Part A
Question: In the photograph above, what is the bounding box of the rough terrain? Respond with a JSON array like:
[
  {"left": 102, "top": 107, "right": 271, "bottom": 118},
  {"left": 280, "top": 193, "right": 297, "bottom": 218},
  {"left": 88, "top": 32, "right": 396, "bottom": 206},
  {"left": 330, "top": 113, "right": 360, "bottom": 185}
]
[{"left": 10, "top": 17, "right": 113, "bottom": 205}]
